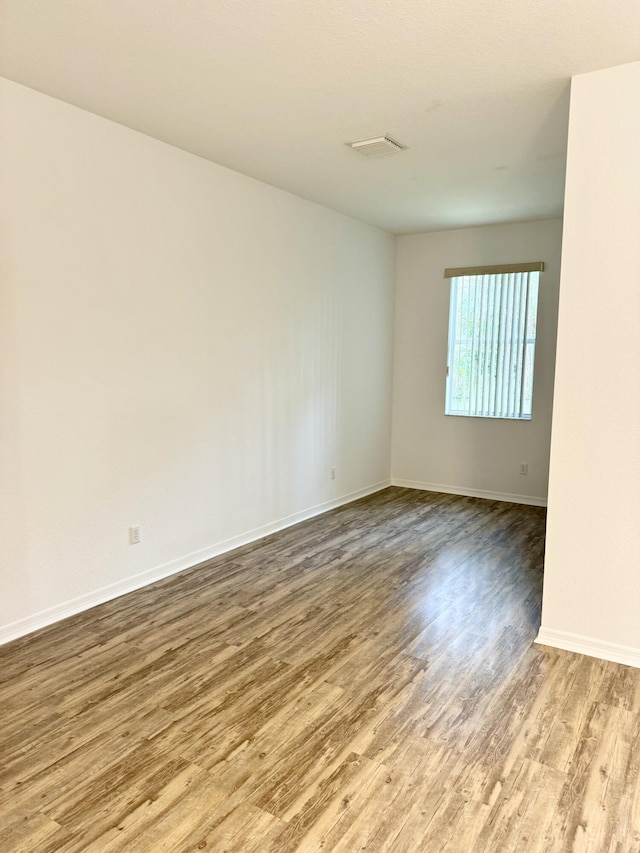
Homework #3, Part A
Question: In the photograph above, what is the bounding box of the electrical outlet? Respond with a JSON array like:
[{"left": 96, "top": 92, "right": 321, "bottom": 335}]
[
  {"left": 330, "top": 467, "right": 336, "bottom": 480},
  {"left": 518, "top": 463, "right": 528, "bottom": 476},
  {"left": 129, "top": 525, "right": 141, "bottom": 545}
]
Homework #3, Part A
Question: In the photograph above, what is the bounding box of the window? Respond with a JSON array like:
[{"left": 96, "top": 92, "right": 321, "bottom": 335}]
[{"left": 445, "top": 262, "right": 542, "bottom": 420}]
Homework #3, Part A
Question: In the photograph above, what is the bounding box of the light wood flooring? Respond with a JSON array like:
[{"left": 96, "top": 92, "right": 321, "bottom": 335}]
[{"left": 1, "top": 487, "right": 639, "bottom": 852}]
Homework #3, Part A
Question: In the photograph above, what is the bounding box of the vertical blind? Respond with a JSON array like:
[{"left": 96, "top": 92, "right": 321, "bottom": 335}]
[{"left": 445, "top": 266, "right": 541, "bottom": 420}]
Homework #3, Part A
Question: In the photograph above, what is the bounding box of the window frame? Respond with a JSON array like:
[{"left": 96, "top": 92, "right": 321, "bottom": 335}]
[{"left": 443, "top": 262, "right": 543, "bottom": 421}]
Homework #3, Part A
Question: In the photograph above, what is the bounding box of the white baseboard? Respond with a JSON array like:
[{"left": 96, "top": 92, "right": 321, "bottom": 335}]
[
  {"left": 0, "top": 479, "right": 391, "bottom": 647},
  {"left": 535, "top": 627, "right": 640, "bottom": 669},
  {"left": 391, "top": 478, "right": 547, "bottom": 507}
]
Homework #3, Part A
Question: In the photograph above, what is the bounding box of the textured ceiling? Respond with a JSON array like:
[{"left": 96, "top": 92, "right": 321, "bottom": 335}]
[{"left": 1, "top": 1, "right": 639, "bottom": 233}]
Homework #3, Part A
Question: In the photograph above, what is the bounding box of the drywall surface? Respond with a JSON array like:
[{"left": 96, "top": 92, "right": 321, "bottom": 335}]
[
  {"left": 391, "top": 219, "right": 562, "bottom": 503},
  {"left": 539, "top": 61, "right": 640, "bottom": 664},
  {"left": 0, "top": 78, "right": 395, "bottom": 638}
]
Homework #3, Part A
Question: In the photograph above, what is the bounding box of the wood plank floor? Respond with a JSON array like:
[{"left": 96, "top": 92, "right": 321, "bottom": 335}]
[{"left": 1, "top": 487, "right": 639, "bottom": 852}]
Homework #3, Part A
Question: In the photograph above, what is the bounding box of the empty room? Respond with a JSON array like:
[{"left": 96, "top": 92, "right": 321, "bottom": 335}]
[{"left": 1, "top": 1, "right": 639, "bottom": 851}]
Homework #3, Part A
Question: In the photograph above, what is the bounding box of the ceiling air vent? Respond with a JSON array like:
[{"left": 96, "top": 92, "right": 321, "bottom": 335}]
[{"left": 347, "top": 135, "right": 408, "bottom": 157}]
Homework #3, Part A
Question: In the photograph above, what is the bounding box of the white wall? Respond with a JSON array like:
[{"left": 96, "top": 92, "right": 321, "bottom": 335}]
[
  {"left": 538, "top": 61, "right": 640, "bottom": 667},
  {"left": 391, "top": 220, "right": 562, "bottom": 504},
  {"left": 0, "top": 78, "right": 395, "bottom": 641}
]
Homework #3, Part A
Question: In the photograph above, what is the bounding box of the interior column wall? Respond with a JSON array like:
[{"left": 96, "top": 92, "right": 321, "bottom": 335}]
[{"left": 538, "top": 61, "right": 640, "bottom": 666}]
